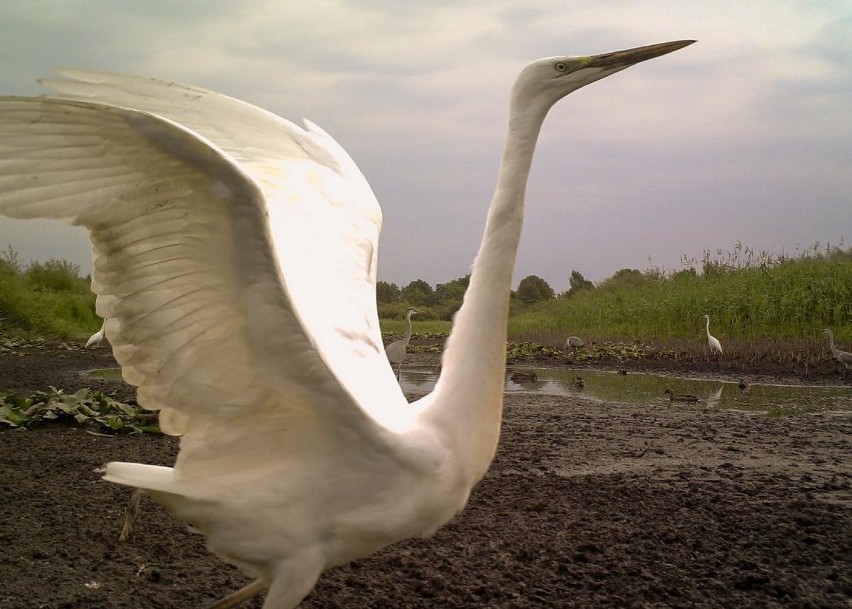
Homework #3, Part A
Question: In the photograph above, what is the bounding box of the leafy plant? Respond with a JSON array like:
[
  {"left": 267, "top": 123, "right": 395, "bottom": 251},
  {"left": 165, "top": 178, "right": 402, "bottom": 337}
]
[
  {"left": 0, "top": 387, "right": 159, "bottom": 434},
  {"left": 511, "top": 242, "right": 852, "bottom": 342},
  {"left": 0, "top": 247, "right": 99, "bottom": 338}
]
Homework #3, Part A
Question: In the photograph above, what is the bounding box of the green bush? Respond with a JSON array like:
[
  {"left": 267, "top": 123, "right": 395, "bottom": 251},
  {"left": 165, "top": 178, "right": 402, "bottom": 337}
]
[
  {"left": 0, "top": 249, "right": 99, "bottom": 338},
  {"left": 510, "top": 244, "right": 852, "bottom": 342}
]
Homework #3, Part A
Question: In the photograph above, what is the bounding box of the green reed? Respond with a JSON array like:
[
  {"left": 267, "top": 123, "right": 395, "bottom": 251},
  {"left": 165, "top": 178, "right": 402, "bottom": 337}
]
[{"left": 510, "top": 244, "right": 852, "bottom": 344}]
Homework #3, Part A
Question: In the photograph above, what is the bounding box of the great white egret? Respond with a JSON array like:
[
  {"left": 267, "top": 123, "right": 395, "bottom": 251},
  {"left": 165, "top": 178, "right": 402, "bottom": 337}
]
[
  {"left": 664, "top": 388, "right": 699, "bottom": 402},
  {"left": 384, "top": 306, "right": 420, "bottom": 379},
  {"left": 704, "top": 314, "right": 723, "bottom": 355},
  {"left": 85, "top": 319, "right": 107, "bottom": 348},
  {"left": 0, "top": 40, "right": 694, "bottom": 608},
  {"left": 823, "top": 329, "right": 852, "bottom": 370}
]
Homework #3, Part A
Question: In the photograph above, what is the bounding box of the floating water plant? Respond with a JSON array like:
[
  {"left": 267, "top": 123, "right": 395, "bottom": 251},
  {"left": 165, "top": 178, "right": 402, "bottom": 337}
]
[{"left": 0, "top": 386, "right": 158, "bottom": 434}]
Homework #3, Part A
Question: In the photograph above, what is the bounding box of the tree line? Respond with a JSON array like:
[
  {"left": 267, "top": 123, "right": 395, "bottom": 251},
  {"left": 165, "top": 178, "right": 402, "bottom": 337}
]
[{"left": 377, "top": 269, "right": 597, "bottom": 320}]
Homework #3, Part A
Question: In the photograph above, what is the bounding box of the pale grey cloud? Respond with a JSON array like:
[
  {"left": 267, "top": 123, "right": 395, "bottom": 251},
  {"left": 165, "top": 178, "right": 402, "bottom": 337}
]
[{"left": 1, "top": 0, "right": 849, "bottom": 292}]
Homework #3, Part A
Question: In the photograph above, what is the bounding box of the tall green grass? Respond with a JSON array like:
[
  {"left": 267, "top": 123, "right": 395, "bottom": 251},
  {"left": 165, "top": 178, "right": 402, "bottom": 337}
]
[
  {"left": 4, "top": 241, "right": 849, "bottom": 350},
  {"left": 380, "top": 319, "right": 451, "bottom": 336},
  {"left": 380, "top": 243, "right": 852, "bottom": 360},
  {"left": 510, "top": 245, "right": 852, "bottom": 344},
  {"left": 0, "top": 251, "right": 99, "bottom": 338}
]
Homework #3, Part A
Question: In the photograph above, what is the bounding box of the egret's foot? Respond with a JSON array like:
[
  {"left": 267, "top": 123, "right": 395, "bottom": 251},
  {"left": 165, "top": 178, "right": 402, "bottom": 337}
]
[
  {"left": 119, "top": 489, "right": 142, "bottom": 541},
  {"left": 204, "top": 580, "right": 267, "bottom": 609}
]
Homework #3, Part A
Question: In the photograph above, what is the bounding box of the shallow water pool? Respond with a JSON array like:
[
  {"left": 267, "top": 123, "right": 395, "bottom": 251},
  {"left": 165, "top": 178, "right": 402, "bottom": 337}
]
[
  {"left": 400, "top": 366, "right": 852, "bottom": 416},
  {"left": 86, "top": 366, "right": 852, "bottom": 416}
]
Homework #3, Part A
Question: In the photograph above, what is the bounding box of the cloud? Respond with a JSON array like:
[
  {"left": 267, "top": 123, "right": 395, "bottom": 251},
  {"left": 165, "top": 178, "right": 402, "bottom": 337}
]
[{"left": 0, "top": 0, "right": 849, "bottom": 290}]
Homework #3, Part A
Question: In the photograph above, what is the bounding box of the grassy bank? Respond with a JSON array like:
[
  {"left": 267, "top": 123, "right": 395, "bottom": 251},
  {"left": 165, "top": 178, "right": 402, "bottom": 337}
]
[
  {"left": 0, "top": 250, "right": 98, "bottom": 339},
  {"left": 510, "top": 244, "right": 852, "bottom": 345},
  {"left": 383, "top": 244, "right": 851, "bottom": 378},
  {"left": 3, "top": 243, "right": 850, "bottom": 355}
]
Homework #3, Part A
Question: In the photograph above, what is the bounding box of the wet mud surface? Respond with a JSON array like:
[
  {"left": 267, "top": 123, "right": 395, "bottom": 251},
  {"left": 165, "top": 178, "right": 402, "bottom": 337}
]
[{"left": 1, "top": 346, "right": 850, "bottom": 608}]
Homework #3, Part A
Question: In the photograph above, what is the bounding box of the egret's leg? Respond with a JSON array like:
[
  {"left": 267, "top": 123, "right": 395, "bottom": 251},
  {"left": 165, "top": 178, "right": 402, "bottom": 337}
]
[
  {"left": 119, "top": 489, "right": 142, "bottom": 541},
  {"left": 204, "top": 580, "right": 267, "bottom": 609},
  {"left": 261, "top": 559, "right": 322, "bottom": 609}
]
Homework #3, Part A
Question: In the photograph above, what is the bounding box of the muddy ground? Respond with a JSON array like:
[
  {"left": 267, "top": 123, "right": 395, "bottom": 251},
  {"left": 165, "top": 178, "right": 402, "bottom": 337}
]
[{"left": 0, "top": 344, "right": 850, "bottom": 608}]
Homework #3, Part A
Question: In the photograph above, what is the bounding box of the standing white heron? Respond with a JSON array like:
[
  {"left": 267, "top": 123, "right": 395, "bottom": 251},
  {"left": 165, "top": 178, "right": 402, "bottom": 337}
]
[
  {"left": 704, "top": 314, "right": 723, "bottom": 355},
  {"left": 85, "top": 319, "right": 107, "bottom": 348},
  {"left": 823, "top": 329, "right": 852, "bottom": 370},
  {"left": 0, "top": 40, "right": 694, "bottom": 609},
  {"left": 384, "top": 306, "right": 420, "bottom": 379}
]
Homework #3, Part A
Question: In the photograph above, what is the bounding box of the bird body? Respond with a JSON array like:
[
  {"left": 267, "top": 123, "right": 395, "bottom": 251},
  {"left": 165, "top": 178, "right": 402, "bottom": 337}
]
[
  {"left": 85, "top": 319, "right": 107, "bottom": 348},
  {"left": 823, "top": 329, "right": 852, "bottom": 369},
  {"left": 704, "top": 314, "right": 723, "bottom": 355},
  {"left": 564, "top": 335, "right": 584, "bottom": 348},
  {"left": 509, "top": 370, "right": 537, "bottom": 383},
  {"left": 664, "top": 388, "right": 699, "bottom": 402},
  {"left": 0, "top": 40, "right": 694, "bottom": 608},
  {"left": 385, "top": 307, "right": 420, "bottom": 378}
]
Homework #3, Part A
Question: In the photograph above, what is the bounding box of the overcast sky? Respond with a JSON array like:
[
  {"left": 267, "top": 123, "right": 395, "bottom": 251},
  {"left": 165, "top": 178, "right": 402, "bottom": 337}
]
[{"left": 1, "top": 1, "right": 850, "bottom": 292}]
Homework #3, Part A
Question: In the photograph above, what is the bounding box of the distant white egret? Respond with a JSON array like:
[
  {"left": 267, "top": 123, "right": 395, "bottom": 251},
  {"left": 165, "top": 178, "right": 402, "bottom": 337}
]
[
  {"left": 823, "top": 328, "right": 852, "bottom": 370},
  {"left": 85, "top": 319, "right": 107, "bottom": 348},
  {"left": 704, "top": 314, "right": 723, "bottom": 355},
  {"left": 0, "top": 40, "right": 694, "bottom": 608},
  {"left": 384, "top": 307, "right": 420, "bottom": 379}
]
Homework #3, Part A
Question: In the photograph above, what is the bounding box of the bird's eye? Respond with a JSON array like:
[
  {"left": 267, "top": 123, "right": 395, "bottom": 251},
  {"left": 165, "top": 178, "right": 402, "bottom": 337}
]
[{"left": 554, "top": 62, "right": 568, "bottom": 73}]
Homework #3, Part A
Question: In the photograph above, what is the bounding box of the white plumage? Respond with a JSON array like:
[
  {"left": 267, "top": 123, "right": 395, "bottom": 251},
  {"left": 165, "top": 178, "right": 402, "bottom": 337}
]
[
  {"left": 564, "top": 335, "right": 584, "bottom": 348},
  {"left": 85, "top": 319, "right": 107, "bottom": 347},
  {"left": 0, "top": 41, "right": 694, "bottom": 608},
  {"left": 823, "top": 328, "right": 852, "bottom": 369},
  {"left": 385, "top": 306, "right": 420, "bottom": 379},
  {"left": 704, "top": 314, "right": 723, "bottom": 355}
]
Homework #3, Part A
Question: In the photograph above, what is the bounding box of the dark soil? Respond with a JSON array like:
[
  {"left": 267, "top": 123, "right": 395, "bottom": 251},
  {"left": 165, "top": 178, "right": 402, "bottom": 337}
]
[{"left": 1, "top": 344, "right": 850, "bottom": 608}]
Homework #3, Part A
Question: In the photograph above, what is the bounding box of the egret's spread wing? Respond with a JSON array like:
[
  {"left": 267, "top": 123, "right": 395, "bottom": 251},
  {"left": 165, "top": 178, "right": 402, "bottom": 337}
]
[
  {"left": 0, "top": 94, "right": 410, "bottom": 460},
  {"left": 41, "top": 69, "right": 315, "bottom": 167},
  {"left": 39, "top": 71, "right": 410, "bottom": 426}
]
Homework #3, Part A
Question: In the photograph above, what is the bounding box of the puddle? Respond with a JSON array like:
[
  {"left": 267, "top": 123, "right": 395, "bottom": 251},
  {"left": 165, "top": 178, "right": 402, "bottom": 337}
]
[
  {"left": 85, "top": 366, "right": 852, "bottom": 416},
  {"left": 400, "top": 366, "right": 852, "bottom": 416},
  {"left": 87, "top": 368, "right": 123, "bottom": 381}
]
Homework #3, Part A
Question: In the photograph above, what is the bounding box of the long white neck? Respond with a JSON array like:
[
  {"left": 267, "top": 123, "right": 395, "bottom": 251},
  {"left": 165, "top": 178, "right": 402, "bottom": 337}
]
[
  {"left": 826, "top": 331, "right": 837, "bottom": 353},
  {"left": 705, "top": 317, "right": 711, "bottom": 336},
  {"left": 424, "top": 101, "right": 549, "bottom": 483},
  {"left": 402, "top": 310, "right": 414, "bottom": 345}
]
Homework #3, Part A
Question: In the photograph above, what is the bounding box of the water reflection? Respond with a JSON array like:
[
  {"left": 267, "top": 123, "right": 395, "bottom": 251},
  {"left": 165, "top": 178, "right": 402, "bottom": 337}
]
[
  {"left": 86, "top": 365, "right": 851, "bottom": 416},
  {"left": 400, "top": 366, "right": 852, "bottom": 415}
]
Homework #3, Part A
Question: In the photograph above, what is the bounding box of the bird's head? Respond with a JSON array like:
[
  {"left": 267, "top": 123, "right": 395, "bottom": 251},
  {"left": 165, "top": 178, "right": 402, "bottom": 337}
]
[{"left": 512, "top": 40, "right": 695, "bottom": 113}]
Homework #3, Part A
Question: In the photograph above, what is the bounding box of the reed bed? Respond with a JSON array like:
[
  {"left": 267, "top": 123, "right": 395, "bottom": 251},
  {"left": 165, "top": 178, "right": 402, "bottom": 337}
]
[
  {"left": 511, "top": 246, "right": 852, "bottom": 342},
  {"left": 382, "top": 244, "right": 851, "bottom": 378}
]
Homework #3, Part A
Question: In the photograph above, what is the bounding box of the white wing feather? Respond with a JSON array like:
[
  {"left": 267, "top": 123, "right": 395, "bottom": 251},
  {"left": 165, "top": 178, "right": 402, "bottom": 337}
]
[
  {"left": 0, "top": 91, "right": 412, "bottom": 474},
  {"left": 40, "top": 70, "right": 410, "bottom": 426}
]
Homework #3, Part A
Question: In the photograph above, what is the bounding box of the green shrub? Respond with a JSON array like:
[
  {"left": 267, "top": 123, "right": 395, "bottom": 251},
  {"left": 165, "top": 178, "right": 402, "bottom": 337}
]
[
  {"left": 510, "top": 243, "right": 852, "bottom": 343},
  {"left": 0, "top": 249, "right": 99, "bottom": 338}
]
